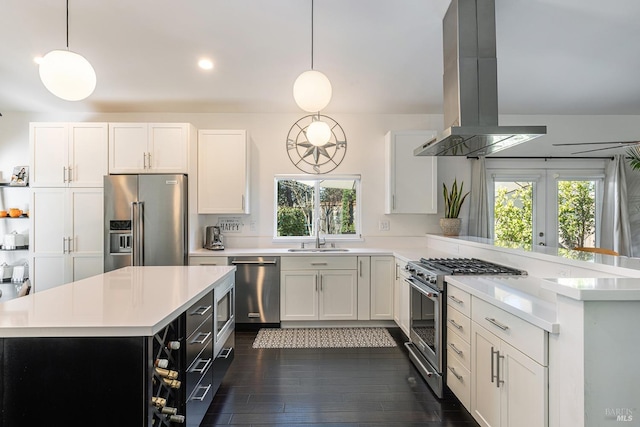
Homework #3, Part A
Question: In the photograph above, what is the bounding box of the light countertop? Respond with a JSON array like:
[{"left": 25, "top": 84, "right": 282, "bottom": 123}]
[
  {"left": 438, "top": 235, "right": 640, "bottom": 274},
  {"left": 0, "top": 266, "right": 235, "bottom": 338},
  {"left": 445, "top": 276, "right": 559, "bottom": 333},
  {"left": 542, "top": 277, "right": 640, "bottom": 301},
  {"left": 190, "top": 247, "right": 397, "bottom": 256},
  {"left": 189, "top": 247, "right": 450, "bottom": 264}
]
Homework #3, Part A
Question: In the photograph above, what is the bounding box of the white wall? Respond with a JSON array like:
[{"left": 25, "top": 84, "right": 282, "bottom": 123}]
[{"left": 2, "top": 112, "right": 638, "bottom": 250}]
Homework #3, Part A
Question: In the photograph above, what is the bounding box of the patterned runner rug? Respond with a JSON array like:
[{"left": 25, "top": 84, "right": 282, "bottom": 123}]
[{"left": 252, "top": 327, "right": 397, "bottom": 349}]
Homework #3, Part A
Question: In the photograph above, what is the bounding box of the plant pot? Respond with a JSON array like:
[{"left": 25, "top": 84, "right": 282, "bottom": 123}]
[{"left": 440, "top": 218, "right": 462, "bottom": 236}]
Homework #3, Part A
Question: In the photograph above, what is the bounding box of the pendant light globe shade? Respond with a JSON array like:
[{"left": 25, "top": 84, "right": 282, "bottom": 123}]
[
  {"left": 293, "top": 70, "right": 332, "bottom": 112},
  {"left": 39, "top": 49, "right": 97, "bottom": 101},
  {"left": 306, "top": 119, "right": 332, "bottom": 146}
]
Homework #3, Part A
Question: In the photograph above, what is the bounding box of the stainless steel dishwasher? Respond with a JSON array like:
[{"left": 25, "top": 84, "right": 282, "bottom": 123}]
[{"left": 229, "top": 256, "right": 280, "bottom": 329}]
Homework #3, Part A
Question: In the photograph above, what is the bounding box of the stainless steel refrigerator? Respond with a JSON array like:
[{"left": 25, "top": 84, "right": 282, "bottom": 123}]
[{"left": 104, "top": 174, "right": 187, "bottom": 272}]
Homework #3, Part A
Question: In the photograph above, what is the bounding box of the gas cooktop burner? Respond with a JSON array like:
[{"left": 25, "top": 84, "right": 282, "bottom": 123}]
[{"left": 414, "top": 257, "right": 527, "bottom": 276}]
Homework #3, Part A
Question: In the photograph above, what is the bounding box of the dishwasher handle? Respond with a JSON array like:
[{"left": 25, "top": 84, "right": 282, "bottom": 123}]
[{"left": 231, "top": 260, "right": 278, "bottom": 265}]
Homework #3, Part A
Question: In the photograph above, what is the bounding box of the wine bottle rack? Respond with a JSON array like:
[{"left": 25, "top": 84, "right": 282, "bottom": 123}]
[{"left": 151, "top": 317, "right": 185, "bottom": 426}]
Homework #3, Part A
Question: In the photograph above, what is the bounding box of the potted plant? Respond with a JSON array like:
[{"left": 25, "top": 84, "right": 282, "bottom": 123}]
[
  {"left": 627, "top": 146, "right": 640, "bottom": 170},
  {"left": 440, "top": 179, "right": 469, "bottom": 236}
]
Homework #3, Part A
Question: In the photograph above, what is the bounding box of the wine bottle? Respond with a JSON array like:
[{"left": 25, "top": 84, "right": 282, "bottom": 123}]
[
  {"left": 168, "top": 414, "right": 185, "bottom": 423},
  {"left": 155, "top": 367, "right": 179, "bottom": 379},
  {"left": 162, "top": 377, "right": 181, "bottom": 389},
  {"left": 166, "top": 340, "right": 181, "bottom": 350},
  {"left": 151, "top": 396, "right": 166, "bottom": 407},
  {"left": 155, "top": 358, "right": 169, "bottom": 369},
  {"left": 160, "top": 406, "right": 178, "bottom": 415}
]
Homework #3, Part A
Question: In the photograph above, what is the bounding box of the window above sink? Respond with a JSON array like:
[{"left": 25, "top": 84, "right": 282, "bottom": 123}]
[{"left": 274, "top": 174, "right": 362, "bottom": 243}]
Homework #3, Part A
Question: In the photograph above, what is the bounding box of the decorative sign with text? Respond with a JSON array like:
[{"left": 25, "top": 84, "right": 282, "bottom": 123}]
[{"left": 218, "top": 217, "right": 242, "bottom": 233}]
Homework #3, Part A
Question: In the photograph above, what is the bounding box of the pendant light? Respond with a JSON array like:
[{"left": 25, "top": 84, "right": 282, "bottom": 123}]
[
  {"left": 305, "top": 119, "right": 332, "bottom": 147},
  {"left": 293, "top": 0, "right": 332, "bottom": 113},
  {"left": 39, "top": 0, "right": 96, "bottom": 101}
]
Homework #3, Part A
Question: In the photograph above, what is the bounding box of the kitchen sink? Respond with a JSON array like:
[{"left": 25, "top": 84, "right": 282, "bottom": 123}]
[{"left": 287, "top": 248, "right": 350, "bottom": 252}]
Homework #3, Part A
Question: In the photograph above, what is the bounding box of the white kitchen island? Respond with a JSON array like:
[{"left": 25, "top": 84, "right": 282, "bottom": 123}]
[
  {"left": 444, "top": 273, "right": 640, "bottom": 427},
  {"left": 0, "top": 265, "right": 236, "bottom": 427},
  {"left": 543, "top": 277, "right": 640, "bottom": 427}
]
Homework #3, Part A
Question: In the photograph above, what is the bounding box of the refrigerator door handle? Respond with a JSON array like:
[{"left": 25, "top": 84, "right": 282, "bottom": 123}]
[
  {"left": 131, "top": 202, "right": 140, "bottom": 266},
  {"left": 137, "top": 201, "right": 145, "bottom": 265}
]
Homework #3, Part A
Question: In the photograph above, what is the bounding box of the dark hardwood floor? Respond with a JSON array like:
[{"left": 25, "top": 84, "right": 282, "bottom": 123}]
[{"left": 201, "top": 328, "right": 480, "bottom": 427}]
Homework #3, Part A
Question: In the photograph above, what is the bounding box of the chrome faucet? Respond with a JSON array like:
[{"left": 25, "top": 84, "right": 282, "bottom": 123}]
[{"left": 315, "top": 218, "right": 326, "bottom": 248}]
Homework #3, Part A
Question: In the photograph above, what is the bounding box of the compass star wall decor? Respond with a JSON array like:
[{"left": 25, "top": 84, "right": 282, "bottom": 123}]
[{"left": 286, "top": 114, "right": 347, "bottom": 174}]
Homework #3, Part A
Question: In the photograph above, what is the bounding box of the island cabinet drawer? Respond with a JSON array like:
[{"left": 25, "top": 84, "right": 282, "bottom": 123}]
[
  {"left": 186, "top": 291, "right": 214, "bottom": 334},
  {"left": 447, "top": 306, "right": 471, "bottom": 343},
  {"left": 186, "top": 337, "right": 214, "bottom": 400},
  {"left": 472, "top": 297, "right": 547, "bottom": 366},
  {"left": 281, "top": 256, "right": 357, "bottom": 270},
  {"left": 446, "top": 284, "right": 471, "bottom": 317},
  {"left": 446, "top": 351, "right": 471, "bottom": 411},
  {"left": 186, "top": 338, "right": 214, "bottom": 426},
  {"left": 186, "top": 314, "right": 213, "bottom": 366},
  {"left": 447, "top": 326, "right": 471, "bottom": 370}
]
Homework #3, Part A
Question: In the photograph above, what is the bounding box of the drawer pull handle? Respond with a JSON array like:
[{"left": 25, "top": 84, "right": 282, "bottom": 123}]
[
  {"left": 448, "top": 319, "right": 463, "bottom": 330},
  {"left": 218, "top": 347, "right": 233, "bottom": 359},
  {"left": 448, "top": 365, "right": 463, "bottom": 381},
  {"left": 190, "top": 331, "right": 211, "bottom": 345},
  {"left": 310, "top": 262, "right": 328, "bottom": 266},
  {"left": 190, "top": 383, "right": 212, "bottom": 401},
  {"left": 485, "top": 317, "right": 509, "bottom": 331},
  {"left": 448, "top": 342, "right": 463, "bottom": 356},
  {"left": 448, "top": 295, "right": 464, "bottom": 305},
  {"left": 189, "top": 357, "right": 212, "bottom": 374},
  {"left": 190, "top": 305, "right": 212, "bottom": 316}
]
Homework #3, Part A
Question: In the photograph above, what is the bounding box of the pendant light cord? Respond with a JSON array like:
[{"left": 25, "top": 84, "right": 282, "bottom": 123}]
[
  {"left": 311, "top": 0, "right": 314, "bottom": 70},
  {"left": 66, "top": 0, "right": 69, "bottom": 49}
]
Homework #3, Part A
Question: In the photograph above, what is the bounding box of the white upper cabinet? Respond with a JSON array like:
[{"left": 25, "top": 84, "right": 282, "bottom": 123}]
[
  {"left": 30, "top": 122, "right": 108, "bottom": 187},
  {"left": 197, "top": 130, "right": 249, "bottom": 214},
  {"left": 384, "top": 130, "right": 438, "bottom": 214},
  {"left": 109, "top": 123, "right": 191, "bottom": 174}
]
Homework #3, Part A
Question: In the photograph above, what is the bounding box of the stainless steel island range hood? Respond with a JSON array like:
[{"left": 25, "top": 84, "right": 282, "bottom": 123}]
[{"left": 415, "top": 0, "right": 546, "bottom": 157}]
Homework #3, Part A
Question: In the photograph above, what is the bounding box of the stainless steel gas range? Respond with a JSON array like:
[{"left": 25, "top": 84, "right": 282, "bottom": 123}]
[{"left": 403, "top": 258, "right": 526, "bottom": 398}]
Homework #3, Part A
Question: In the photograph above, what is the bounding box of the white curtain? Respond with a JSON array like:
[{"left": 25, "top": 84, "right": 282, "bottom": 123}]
[
  {"left": 467, "top": 157, "right": 492, "bottom": 238},
  {"left": 601, "top": 155, "right": 632, "bottom": 256}
]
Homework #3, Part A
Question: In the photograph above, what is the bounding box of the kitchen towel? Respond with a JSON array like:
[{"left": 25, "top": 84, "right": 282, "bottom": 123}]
[{"left": 252, "top": 327, "right": 397, "bottom": 349}]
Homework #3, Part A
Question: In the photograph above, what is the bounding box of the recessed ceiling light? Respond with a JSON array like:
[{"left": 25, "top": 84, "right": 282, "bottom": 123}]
[
  {"left": 34, "top": 56, "right": 44, "bottom": 65},
  {"left": 198, "top": 59, "right": 214, "bottom": 70}
]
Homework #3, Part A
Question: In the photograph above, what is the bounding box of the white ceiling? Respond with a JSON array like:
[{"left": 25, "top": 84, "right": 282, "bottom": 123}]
[{"left": 1, "top": 0, "right": 640, "bottom": 156}]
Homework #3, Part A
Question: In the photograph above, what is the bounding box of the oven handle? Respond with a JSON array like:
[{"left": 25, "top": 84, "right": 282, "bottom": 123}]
[{"left": 404, "top": 277, "right": 440, "bottom": 300}]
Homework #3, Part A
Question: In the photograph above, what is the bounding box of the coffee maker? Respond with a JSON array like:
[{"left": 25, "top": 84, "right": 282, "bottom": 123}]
[{"left": 204, "top": 226, "right": 224, "bottom": 250}]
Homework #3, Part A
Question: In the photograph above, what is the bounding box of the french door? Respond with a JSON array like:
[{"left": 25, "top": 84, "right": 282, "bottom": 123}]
[{"left": 489, "top": 169, "right": 603, "bottom": 249}]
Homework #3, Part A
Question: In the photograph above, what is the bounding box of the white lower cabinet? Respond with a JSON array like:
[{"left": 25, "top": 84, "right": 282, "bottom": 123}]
[
  {"left": 393, "top": 258, "right": 410, "bottom": 337},
  {"left": 470, "top": 297, "right": 548, "bottom": 427},
  {"left": 31, "top": 188, "right": 104, "bottom": 292},
  {"left": 446, "top": 284, "right": 472, "bottom": 411},
  {"left": 370, "top": 256, "right": 395, "bottom": 320},
  {"left": 280, "top": 257, "right": 358, "bottom": 321},
  {"left": 281, "top": 269, "right": 358, "bottom": 321}
]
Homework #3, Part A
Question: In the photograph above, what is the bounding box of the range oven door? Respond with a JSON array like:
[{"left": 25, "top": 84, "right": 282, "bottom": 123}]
[{"left": 405, "top": 277, "right": 444, "bottom": 398}]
